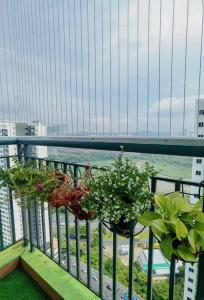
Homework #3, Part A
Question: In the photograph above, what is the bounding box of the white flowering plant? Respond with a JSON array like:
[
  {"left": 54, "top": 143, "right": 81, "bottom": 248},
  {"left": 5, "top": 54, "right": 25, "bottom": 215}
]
[{"left": 82, "top": 154, "right": 158, "bottom": 224}]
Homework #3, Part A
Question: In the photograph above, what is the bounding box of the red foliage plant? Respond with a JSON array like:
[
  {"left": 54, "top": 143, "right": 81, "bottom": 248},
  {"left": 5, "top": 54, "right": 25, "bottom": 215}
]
[{"left": 48, "top": 174, "right": 94, "bottom": 220}]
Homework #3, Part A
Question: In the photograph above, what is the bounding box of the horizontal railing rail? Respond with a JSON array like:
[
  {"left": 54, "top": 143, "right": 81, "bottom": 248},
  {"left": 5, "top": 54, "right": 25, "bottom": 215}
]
[{"left": 0, "top": 136, "right": 204, "bottom": 157}]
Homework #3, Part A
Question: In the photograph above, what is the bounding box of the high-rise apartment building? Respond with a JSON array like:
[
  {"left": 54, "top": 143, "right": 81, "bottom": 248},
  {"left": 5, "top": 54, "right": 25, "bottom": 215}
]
[
  {"left": 0, "top": 121, "right": 49, "bottom": 248},
  {"left": 183, "top": 99, "right": 204, "bottom": 300}
]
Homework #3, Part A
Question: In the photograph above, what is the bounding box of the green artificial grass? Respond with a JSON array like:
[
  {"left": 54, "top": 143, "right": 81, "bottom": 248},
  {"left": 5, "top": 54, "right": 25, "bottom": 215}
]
[
  {"left": 0, "top": 242, "right": 99, "bottom": 300},
  {"left": 21, "top": 248, "right": 99, "bottom": 300},
  {"left": 0, "top": 267, "right": 50, "bottom": 300},
  {"left": 0, "top": 242, "right": 24, "bottom": 268}
]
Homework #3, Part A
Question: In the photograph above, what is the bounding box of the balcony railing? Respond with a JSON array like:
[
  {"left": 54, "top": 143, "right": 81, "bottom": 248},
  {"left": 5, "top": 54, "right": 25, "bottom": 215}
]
[{"left": 0, "top": 136, "right": 204, "bottom": 300}]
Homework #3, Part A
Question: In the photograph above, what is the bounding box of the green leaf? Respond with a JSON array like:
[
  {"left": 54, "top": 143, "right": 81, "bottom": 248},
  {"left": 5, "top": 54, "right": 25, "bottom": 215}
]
[
  {"left": 195, "top": 213, "right": 204, "bottom": 223},
  {"left": 176, "top": 245, "right": 197, "bottom": 262},
  {"left": 188, "top": 230, "right": 196, "bottom": 251},
  {"left": 175, "top": 219, "right": 188, "bottom": 241},
  {"left": 192, "top": 213, "right": 204, "bottom": 230},
  {"left": 168, "top": 193, "right": 192, "bottom": 213},
  {"left": 155, "top": 194, "right": 170, "bottom": 212},
  {"left": 192, "top": 199, "right": 203, "bottom": 212},
  {"left": 151, "top": 227, "right": 163, "bottom": 241},
  {"left": 138, "top": 212, "right": 161, "bottom": 226},
  {"left": 151, "top": 219, "right": 169, "bottom": 234},
  {"left": 194, "top": 230, "right": 204, "bottom": 249},
  {"left": 160, "top": 236, "right": 173, "bottom": 261}
]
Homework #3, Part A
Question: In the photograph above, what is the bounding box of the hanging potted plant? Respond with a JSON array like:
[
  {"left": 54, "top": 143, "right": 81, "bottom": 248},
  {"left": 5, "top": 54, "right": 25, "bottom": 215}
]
[
  {"left": 0, "top": 158, "right": 59, "bottom": 207},
  {"left": 0, "top": 158, "right": 93, "bottom": 220},
  {"left": 138, "top": 192, "right": 204, "bottom": 262},
  {"left": 48, "top": 182, "right": 93, "bottom": 220},
  {"left": 82, "top": 153, "right": 157, "bottom": 237}
]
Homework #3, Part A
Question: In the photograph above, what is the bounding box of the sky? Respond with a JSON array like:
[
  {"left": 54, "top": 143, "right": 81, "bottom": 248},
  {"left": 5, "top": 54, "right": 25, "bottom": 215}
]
[{"left": 0, "top": 0, "right": 203, "bottom": 136}]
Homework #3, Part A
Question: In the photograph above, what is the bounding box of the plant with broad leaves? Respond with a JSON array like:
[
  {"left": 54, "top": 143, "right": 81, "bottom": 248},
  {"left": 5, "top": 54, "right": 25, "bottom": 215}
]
[
  {"left": 138, "top": 192, "right": 204, "bottom": 262},
  {"left": 82, "top": 154, "right": 157, "bottom": 224}
]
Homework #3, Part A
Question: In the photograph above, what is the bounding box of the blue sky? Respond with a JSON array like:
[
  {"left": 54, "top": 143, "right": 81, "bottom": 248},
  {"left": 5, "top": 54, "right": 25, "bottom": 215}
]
[{"left": 0, "top": 0, "right": 203, "bottom": 136}]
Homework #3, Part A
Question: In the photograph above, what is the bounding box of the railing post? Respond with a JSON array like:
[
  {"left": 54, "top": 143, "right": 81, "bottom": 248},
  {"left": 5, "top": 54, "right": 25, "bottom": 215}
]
[
  {"left": 98, "top": 222, "right": 104, "bottom": 298},
  {"left": 0, "top": 208, "right": 3, "bottom": 250},
  {"left": 128, "top": 230, "right": 134, "bottom": 300},
  {"left": 196, "top": 190, "right": 204, "bottom": 300},
  {"left": 21, "top": 145, "right": 33, "bottom": 252},
  {"left": 147, "top": 177, "right": 157, "bottom": 300},
  {"left": 169, "top": 180, "right": 180, "bottom": 300},
  {"left": 6, "top": 157, "right": 16, "bottom": 244},
  {"left": 17, "top": 144, "right": 29, "bottom": 247},
  {"left": 112, "top": 232, "right": 117, "bottom": 300}
]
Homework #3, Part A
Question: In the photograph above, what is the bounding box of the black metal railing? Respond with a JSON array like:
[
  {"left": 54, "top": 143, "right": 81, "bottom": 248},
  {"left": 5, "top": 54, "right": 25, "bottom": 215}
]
[{"left": 0, "top": 137, "right": 204, "bottom": 300}]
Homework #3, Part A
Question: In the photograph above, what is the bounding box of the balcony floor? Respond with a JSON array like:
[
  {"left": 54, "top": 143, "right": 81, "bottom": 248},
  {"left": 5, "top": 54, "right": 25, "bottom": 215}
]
[{"left": 0, "top": 267, "right": 50, "bottom": 300}]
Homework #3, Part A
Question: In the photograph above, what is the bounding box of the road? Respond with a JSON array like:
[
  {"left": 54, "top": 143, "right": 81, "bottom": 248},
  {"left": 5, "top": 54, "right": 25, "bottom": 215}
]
[
  {"left": 51, "top": 213, "right": 147, "bottom": 299},
  {"left": 60, "top": 255, "right": 130, "bottom": 300}
]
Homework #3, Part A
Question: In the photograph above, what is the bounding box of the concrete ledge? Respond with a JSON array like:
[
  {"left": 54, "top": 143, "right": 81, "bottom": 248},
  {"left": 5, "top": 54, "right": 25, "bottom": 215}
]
[
  {"left": 0, "top": 242, "right": 24, "bottom": 269},
  {"left": 0, "top": 242, "right": 99, "bottom": 300},
  {"left": 20, "top": 258, "right": 62, "bottom": 300},
  {"left": 20, "top": 248, "right": 99, "bottom": 300}
]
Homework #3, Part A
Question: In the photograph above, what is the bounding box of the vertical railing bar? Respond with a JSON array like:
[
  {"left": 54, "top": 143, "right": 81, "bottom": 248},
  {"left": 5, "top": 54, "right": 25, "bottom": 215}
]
[
  {"left": 63, "top": 163, "right": 70, "bottom": 272},
  {"left": 169, "top": 180, "right": 180, "bottom": 300},
  {"left": 86, "top": 219, "right": 91, "bottom": 288},
  {"left": 56, "top": 207, "right": 62, "bottom": 265},
  {"left": 65, "top": 208, "right": 70, "bottom": 272},
  {"left": 75, "top": 216, "right": 80, "bottom": 280},
  {"left": 38, "top": 160, "right": 46, "bottom": 252},
  {"left": 169, "top": 257, "right": 176, "bottom": 300},
  {"left": 18, "top": 144, "right": 28, "bottom": 246},
  {"left": 195, "top": 183, "right": 204, "bottom": 300},
  {"left": 54, "top": 161, "right": 58, "bottom": 170},
  {"left": 74, "top": 165, "right": 80, "bottom": 279},
  {"left": 128, "top": 232, "right": 134, "bottom": 300},
  {"left": 112, "top": 232, "right": 117, "bottom": 300},
  {"left": 41, "top": 200, "right": 46, "bottom": 253},
  {"left": 34, "top": 200, "right": 39, "bottom": 248},
  {"left": 84, "top": 165, "right": 91, "bottom": 287},
  {"left": 147, "top": 177, "right": 157, "bottom": 300},
  {"left": 0, "top": 208, "right": 3, "bottom": 250},
  {"left": 21, "top": 207, "right": 28, "bottom": 247},
  {"left": 48, "top": 204, "right": 54, "bottom": 259},
  {"left": 6, "top": 157, "right": 16, "bottom": 243},
  {"left": 46, "top": 159, "right": 53, "bottom": 259},
  {"left": 99, "top": 222, "right": 103, "bottom": 298},
  {"left": 28, "top": 207, "right": 33, "bottom": 252}
]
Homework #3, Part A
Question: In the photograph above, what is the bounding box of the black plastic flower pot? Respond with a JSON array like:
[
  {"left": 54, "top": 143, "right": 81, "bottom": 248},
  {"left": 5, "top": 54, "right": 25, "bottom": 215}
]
[{"left": 103, "top": 215, "right": 137, "bottom": 238}]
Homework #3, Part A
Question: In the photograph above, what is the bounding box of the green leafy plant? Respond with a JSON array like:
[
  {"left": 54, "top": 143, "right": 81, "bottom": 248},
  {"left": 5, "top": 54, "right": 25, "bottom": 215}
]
[
  {"left": 0, "top": 158, "right": 93, "bottom": 220},
  {"left": 138, "top": 193, "right": 204, "bottom": 262},
  {"left": 82, "top": 154, "right": 157, "bottom": 225},
  {"left": 0, "top": 158, "right": 66, "bottom": 207}
]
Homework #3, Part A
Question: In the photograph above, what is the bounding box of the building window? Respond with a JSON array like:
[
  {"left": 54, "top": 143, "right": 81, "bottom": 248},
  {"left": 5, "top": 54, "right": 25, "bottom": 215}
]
[
  {"left": 188, "top": 288, "right": 193, "bottom": 293},
  {"left": 198, "top": 134, "right": 203, "bottom": 137},
  {"left": 187, "top": 298, "right": 192, "bottom": 300},
  {"left": 199, "top": 109, "right": 204, "bottom": 114},
  {"left": 196, "top": 171, "right": 201, "bottom": 175},
  {"left": 198, "top": 122, "right": 204, "bottom": 127},
  {"left": 189, "top": 268, "right": 194, "bottom": 273},
  {"left": 196, "top": 159, "right": 202, "bottom": 163},
  {"left": 188, "top": 278, "right": 193, "bottom": 283}
]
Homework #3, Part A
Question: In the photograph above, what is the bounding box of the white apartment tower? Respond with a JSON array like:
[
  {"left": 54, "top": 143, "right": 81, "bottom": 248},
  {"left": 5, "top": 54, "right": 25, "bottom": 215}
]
[
  {"left": 0, "top": 121, "right": 49, "bottom": 248},
  {"left": 183, "top": 99, "right": 204, "bottom": 300}
]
